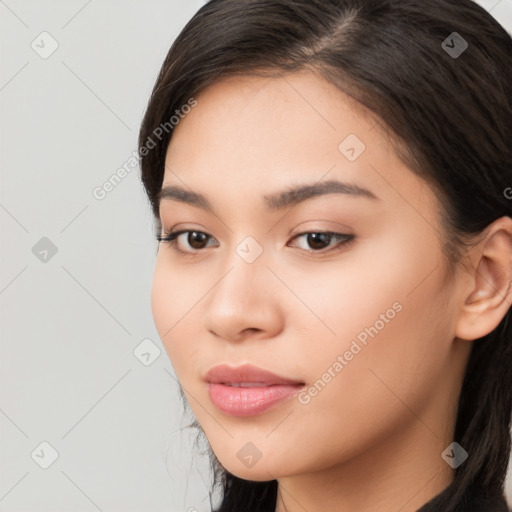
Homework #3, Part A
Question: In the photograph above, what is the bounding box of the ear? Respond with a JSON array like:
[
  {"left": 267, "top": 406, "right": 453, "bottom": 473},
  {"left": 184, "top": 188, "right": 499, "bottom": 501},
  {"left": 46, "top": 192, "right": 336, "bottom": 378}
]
[{"left": 455, "top": 216, "right": 512, "bottom": 341}]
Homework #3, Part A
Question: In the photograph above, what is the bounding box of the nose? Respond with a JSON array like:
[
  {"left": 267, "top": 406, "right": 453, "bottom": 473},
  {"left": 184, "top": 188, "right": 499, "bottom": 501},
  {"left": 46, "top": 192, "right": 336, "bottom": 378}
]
[{"left": 202, "top": 250, "right": 284, "bottom": 343}]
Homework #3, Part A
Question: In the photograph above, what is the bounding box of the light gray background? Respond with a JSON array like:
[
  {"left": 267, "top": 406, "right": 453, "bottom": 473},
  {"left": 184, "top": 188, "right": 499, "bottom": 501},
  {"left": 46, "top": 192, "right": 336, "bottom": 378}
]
[{"left": 1, "top": 1, "right": 511, "bottom": 511}]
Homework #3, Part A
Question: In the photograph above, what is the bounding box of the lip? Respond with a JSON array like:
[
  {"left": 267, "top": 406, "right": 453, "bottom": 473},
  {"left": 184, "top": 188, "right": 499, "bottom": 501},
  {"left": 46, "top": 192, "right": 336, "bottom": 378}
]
[
  {"left": 205, "top": 363, "right": 303, "bottom": 386},
  {"left": 205, "top": 364, "right": 305, "bottom": 417}
]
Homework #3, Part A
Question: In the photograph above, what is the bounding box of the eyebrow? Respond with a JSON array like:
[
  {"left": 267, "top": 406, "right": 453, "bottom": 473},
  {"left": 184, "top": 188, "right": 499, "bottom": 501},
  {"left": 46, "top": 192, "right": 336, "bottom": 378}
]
[{"left": 158, "top": 179, "right": 379, "bottom": 214}]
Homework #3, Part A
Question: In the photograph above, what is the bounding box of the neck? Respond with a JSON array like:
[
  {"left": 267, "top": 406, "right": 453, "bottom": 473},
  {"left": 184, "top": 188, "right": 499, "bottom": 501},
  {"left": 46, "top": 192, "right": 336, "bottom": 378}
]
[{"left": 275, "top": 418, "right": 455, "bottom": 512}]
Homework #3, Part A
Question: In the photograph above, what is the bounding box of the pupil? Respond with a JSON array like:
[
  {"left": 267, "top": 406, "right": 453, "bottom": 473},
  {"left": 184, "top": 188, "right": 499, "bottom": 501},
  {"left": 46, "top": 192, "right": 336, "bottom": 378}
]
[
  {"left": 189, "top": 231, "right": 207, "bottom": 249},
  {"left": 308, "top": 233, "right": 330, "bottom": 250}
]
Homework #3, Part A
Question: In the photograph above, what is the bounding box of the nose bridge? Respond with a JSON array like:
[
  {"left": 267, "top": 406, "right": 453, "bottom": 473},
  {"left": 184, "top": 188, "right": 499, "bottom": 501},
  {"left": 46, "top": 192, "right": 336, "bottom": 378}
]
[
  {"left": 215, "top": 234, "right": 267, "bottom": 304},
  {"left": 202, "top": 234, "right": 281, "bottom": 339}
]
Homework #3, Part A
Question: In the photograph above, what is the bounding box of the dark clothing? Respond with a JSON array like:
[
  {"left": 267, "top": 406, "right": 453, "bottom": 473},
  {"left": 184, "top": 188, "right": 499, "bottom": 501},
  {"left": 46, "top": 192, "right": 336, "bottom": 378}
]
[
  {"left": 261, "top": 489, "right": 511, "bottom": 511},
  {"left": 217, "top": 477, "right": 511, "bottom": 511},
  {"left": 417, "top": 489, "right": 510, "bottom": 512}
]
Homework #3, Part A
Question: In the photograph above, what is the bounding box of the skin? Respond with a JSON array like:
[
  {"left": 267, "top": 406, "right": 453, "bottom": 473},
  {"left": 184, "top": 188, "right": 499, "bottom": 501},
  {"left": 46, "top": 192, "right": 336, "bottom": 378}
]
[{"left": 150, "top": 70, "right": 512, "bottom": 512}]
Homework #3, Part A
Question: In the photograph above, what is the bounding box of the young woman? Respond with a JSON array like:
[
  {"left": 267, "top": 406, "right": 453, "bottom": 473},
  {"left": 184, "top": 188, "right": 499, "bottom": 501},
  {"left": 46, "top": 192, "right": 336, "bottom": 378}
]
[{"left": 138, "top": 1, "right": 512, "bottom": 510}]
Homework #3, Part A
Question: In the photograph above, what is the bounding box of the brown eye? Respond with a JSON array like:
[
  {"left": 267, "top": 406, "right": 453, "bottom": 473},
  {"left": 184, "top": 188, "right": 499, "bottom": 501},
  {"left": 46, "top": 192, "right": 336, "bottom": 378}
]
[
  {"left": 288, "top": 231, "right": 355, "bottom": 253},
  {"left": 157, "top": 229, "right": 218, "bottom": 253},
  {"left": 305, "top": 233, "right": 332, "bottom": 250},
  {"left": 187, "top": 231, "right": 210, "bottom": 249}
]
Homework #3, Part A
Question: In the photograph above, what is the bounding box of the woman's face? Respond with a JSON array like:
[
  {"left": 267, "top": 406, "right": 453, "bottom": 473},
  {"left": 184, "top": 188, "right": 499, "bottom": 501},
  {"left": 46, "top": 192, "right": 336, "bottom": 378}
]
[{"left": 151, "top": 71, "right": 469, "bottom": 482}]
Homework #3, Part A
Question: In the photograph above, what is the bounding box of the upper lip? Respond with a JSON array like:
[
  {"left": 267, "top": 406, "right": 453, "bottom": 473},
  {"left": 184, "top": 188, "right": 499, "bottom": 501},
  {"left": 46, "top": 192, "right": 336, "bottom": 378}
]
[{"left": 205, "top": 364, "right": 304, "bottom": 386}]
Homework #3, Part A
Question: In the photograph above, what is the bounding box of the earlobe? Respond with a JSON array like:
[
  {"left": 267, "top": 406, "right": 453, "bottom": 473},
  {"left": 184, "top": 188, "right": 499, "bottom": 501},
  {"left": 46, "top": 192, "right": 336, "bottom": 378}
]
[{"left": 455, "top": 217, "right": 512, "bottom": 341}]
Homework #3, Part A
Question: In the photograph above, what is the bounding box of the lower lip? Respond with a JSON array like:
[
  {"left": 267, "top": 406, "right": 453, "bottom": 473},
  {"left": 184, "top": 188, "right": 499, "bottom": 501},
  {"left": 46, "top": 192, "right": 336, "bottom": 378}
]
[{"left": 208, "top": 383, "right": 303, "bottom": 417}]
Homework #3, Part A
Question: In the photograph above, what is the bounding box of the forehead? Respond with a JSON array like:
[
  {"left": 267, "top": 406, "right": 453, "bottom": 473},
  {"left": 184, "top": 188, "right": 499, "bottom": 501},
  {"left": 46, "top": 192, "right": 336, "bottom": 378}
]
[
  {"left": 160, "top": 71, "right": 438, "bottom": 229},
  {"left": 169, "top": 71, "right": 380, "bottom": 145},
  {"left": 164, "top": 71, "right": 386, "bottom": 177}
]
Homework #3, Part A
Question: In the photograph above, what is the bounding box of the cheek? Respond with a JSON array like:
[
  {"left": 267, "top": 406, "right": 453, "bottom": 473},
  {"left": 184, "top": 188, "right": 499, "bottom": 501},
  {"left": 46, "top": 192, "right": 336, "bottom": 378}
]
[
  {"left": 150, "top": 256, "right": 195, "bottom": 370},
  {"left": 276, "top": 237, "right": 419, "bottom": 351},
  {"left": 290, "top": 234, "right": 452, "bottom": 416},
  {"left": 150, "top": 258, "right": 170, "bottom": 339},
  {"left": 307, "top": 273, "right": 451, "bottom": 417}
]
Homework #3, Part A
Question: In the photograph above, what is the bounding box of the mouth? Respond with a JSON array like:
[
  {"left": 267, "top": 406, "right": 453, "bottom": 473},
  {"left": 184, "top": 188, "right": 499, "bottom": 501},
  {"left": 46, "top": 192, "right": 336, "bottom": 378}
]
[
  {"left": 220, "top": 382, "right": 283, "bottom": 387},
  {"left": 205, "top": 363, "right": 304, "bottom": 386},
  {"left": 205, "top": 364, "right": 305, "bottom": 417}
]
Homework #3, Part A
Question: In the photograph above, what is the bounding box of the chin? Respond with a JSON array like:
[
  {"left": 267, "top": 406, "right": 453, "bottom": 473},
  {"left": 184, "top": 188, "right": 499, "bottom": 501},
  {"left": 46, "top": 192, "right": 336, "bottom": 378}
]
[{"left": 218, "top": 450, "right": 304, "bottom": 482}]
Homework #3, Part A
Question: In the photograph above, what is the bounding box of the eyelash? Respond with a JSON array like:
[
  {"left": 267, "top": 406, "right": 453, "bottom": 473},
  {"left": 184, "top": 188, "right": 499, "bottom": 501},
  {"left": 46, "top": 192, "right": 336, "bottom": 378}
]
[{"left": 156, "top": 229, "right": 355, "bottom": 255}]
